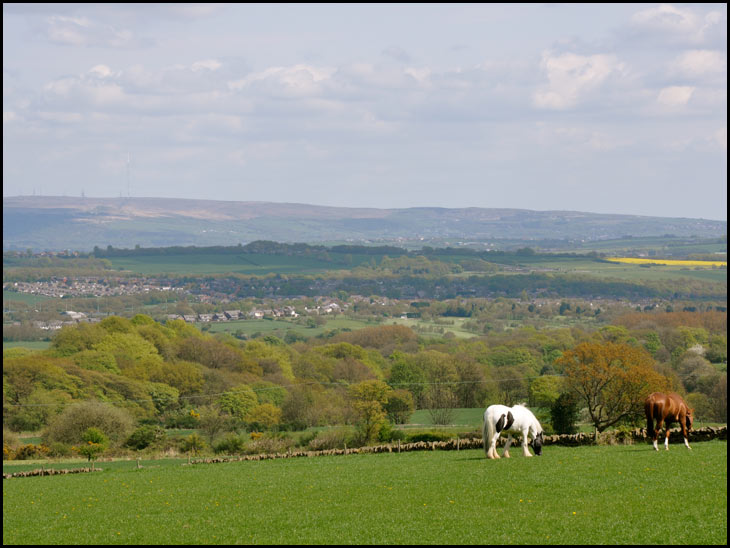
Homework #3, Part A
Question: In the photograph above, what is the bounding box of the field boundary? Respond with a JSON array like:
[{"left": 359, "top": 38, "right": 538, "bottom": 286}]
[
  {"left": 189, "top": 426, "right": 726, "bottom": 465},
  {"left": 4, "top": 427, "right": 725, "bottom": 478},
  {"left": 3, "top": 466, "right": 103, "bottom": 480}
]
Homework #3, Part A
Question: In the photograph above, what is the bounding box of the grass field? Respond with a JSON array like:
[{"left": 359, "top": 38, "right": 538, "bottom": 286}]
[
  {"left": 389, "top": 317, "right": 478, "bottom": 338},
  {"left": 202, "top": 316, "right": 383, "bottom": 339},
  {"left": 99, "top": 249, "right": 729, "bottom": 285},
  {"left": 3, "top": 441, "right": 726, "bottom": 545},
  {"left": 2, "top": 290, "right": 53, "bottom": 305},
  {"left": 2, "top": 341, "right": 50, "bottom": 351},
  {"left": 105, "top": 252, "right": 375, "bottom": 276}
]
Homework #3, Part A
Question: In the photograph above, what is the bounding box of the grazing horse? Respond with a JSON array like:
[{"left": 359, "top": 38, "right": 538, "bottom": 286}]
[
  {"left": 483, "top": 404, "right": 544, "bottom": 459},
  {"left": 644, "top": 392, "right": 694, "bottom": 451}
]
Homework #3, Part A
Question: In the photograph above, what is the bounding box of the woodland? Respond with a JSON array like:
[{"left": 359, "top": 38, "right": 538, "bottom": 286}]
[{"left": 2, "top": 242, "right": 727, "bottom": 460}]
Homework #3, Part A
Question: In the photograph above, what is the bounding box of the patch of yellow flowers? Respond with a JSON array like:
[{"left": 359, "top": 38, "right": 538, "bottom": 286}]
[{"left": 606, "top": 257, "right": 726, "bottom": 267}]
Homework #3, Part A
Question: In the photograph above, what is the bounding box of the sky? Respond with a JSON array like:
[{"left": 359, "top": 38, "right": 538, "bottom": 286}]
[{"left": 2, "top": 3, "right": 727, "bottom": 220}]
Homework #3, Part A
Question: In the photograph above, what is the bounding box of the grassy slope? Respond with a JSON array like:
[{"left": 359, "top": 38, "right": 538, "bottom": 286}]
[{"left": 3, "top": 441, "right": 726, "bottom": 545}]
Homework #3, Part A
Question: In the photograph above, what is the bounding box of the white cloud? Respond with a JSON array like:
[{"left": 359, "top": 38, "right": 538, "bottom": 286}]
[
  {"left": 3, "top": 4, "right": 725, "bottom": 219},
  {"left": 657, "top": 85, "right": 695, "bottom": 107},
  {"left": 89, "top": 65, "right": 114, "bottom": 78},
  {"left": 630, "top": 4, "right": 725, "bottom": 45},
  {"left": 43, "top": 13, "right": 140, "bottom": 48},
  {"left": 713, "top": 127, "right": 727, "bottom": 149},
  {"left": 404, "top": 67, "right": 432, "bottom": 84},
  {"left": 191, "top": 59, "right": 222, "bottom": 72},
  {"left": 673, "top": 49, "right": 727, "bottom": 77},
  {"left": 228, "top": 64, "right": 336, "bottom": 97},
  {"left": 165, "top": 4, "right": 228, "bottom": 18},
  {"left": 533, "top": 52, "right": 625, "bottom": 110},
  {"left": 45, "top": 15, "right": 92, "bottom": 46}
]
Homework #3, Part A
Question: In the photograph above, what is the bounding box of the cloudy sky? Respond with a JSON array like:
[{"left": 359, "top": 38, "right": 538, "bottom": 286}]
[{"left": 3, "top": 4, "right": 727, "bottom": 220}]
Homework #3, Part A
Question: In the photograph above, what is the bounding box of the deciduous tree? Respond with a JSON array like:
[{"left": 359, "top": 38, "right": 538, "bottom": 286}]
[
  {"left": 349, "top": 380, "right": 393, "bottom": 444},
  {"left": 558, "top": 341, "right": 670, "bottom": 432}
]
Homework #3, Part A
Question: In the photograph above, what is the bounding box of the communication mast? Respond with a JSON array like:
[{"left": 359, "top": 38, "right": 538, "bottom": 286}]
[{"left": 126, "top": 152, "right": 131, "bottom": 197}]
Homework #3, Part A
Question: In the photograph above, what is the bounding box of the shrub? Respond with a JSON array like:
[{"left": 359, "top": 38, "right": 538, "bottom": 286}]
[
  {"left": 180, "top": 433, "right": 206, "bottom": 455},
  {"left": 44, "top": 401, "right": 134, "bottom": 446},
  {"left": 245, "top": 433, "right": 295, "bottom": 455},
  {"left": 405, "top": 431, "right": 452, "bottom": 443},
  {"left": 14, "top": 443, "right": 50, "bottom": 460},
  {"left": 164, "top": 408, "right": 200, "bottom": 429},
  {"left": 378, "top": 422, "right": 406, "bottom": 443},
  {"left": 598, "top": 425, "right": 636, "bottom": 446},
  {"left": 74, "top": 428, "right": 108, "bottom": 461},
  {"left": 246, "top": 403, "right": 283, "bottom": 431},
  {"left": 47, "top": 442, "right": 73, "bottom": 458},
  {"left": 213, "top": 433, "right": 247, "bottom": 455},
  {"left": 126, "top": 425, "right": 167, "bottom": 450},
  {"left": 3, "top": 428, "right": 19, "bottom": 450},
  {"left": 385, "top": 389, "right": 415, "bottom": 424},
  {"left": 307, "top": 427, "right": 355, "bottom": 451},
  {"left": 550, "top": 393, "right": 580, "bottom": 435}
]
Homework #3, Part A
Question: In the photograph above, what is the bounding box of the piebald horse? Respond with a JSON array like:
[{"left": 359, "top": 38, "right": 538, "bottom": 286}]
[
  {"left": 483, "top": 404, "right": 544, "bottom": 459},
  {"left": 644, "top": 392, "right": 694, "bottom": 451}
]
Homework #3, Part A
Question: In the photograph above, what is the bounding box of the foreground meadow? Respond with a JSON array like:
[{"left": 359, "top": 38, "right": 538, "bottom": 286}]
[{"left": 3, "top": 441, "right": 726, "bottom": 545}]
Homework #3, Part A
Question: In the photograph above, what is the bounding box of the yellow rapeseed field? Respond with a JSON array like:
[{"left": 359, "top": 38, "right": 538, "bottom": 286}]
[{"left": 606, "top": 257, "right": 727, "bottom": 267}]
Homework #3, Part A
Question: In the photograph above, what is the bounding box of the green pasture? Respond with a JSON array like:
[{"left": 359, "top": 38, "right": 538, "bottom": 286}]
[
  {"left": 2, "top": 340, "right": 50, "bottom": 351},
  {"left": 103, "top": 250, "right": 727, "bottom": 285},
  {"left": 3, "top": 441, "right": 726, "bottom": 545},
  {"left": 204, "top": 316, "right": 483, "bottom": 341},
  {"left": 105, "top": 252, "right": 375, "bottom": 276},
  {"left": 3, "top": 290, "right": 53, "bottom": 306},
  {"left": 202, "top": 316, "right": 382, "bottom": 339},
  {"left": 389, "top": 317, "right": 477, "bottom": 338}
]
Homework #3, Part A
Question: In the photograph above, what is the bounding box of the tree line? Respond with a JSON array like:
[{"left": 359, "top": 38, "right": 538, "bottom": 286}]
[{"left": 3, "top": 308, "right": 726, "bottom": 460}]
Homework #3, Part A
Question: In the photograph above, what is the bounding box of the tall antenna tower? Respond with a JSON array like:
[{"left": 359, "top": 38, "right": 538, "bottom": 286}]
[{"left": 126, "top": 152, "right": 131, "bottom": 197}]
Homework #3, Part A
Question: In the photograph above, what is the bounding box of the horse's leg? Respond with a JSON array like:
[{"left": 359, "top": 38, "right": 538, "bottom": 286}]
[
  {"left": 651, "top": 425, "right": 659, "bottom": 451},
  {"left": 503, "top": 435, "right": 512, "bottom": 458},
  {"left": 522, "top": 431, "right": 532, "bottom": 457},
  {"left": 663, "top": 422, "right": 670, "bottom": 451},
  {"left": 488, "top": 433, "right": 501, "bottom": 459},
  {"left": 646, "top": 407, "right": 658, "bottom": 451},
  {"left": 654, "top": 416, "right": 665, "bottom": 451},
  {"left": 681, "top": 420, "right": 691, "bottom": 450}
]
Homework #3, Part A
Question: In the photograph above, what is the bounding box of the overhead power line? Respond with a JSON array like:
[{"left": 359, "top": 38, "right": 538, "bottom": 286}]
[{"left": 5, "top": 375, "right": 566, "bottom": 408}]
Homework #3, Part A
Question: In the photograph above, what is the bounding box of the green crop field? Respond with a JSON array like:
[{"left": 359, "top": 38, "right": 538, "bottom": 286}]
[
  {"left": 3, "top": 290, "right": 53, "bottom": 306},
  {"left": 105, "top": 252, "right": 377, "bottom": 276},
  {"left": 3, "top": 441, "right": 726, "bottom": 545},
  {"left": 202, "top": 317, "right": 382, "bottom": 339},
  {"left": 100, "top": 249, "right": 727, "bottom": 285},
  {"left": 389, "top": 317, "right": 478, "bottom": 338}
]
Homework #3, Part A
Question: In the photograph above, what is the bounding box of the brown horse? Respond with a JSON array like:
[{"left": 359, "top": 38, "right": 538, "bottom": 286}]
[{"left": 644, "top": 392, "right": 694, "bottom": 451}]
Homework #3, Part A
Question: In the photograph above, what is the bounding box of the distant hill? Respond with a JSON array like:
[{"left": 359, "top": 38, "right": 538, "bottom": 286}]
[{"left": 3, "top": 196, "right": 726, "bottom": 252}]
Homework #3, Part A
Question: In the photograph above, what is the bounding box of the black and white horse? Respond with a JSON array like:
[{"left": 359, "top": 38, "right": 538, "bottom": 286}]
[{"left": 483, "top": 404, "right": 544, "bottom": 459}]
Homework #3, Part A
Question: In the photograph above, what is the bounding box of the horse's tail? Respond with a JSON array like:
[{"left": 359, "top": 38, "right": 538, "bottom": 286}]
[
  {"left": 482, "top": 416, "right": 490, "bottom": 455},
  {"left": 483, "top": 413, "right": 496, "bottom": 456},
  {"left": 644, "top": 399, "right": 654, "bottom": 435}
]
